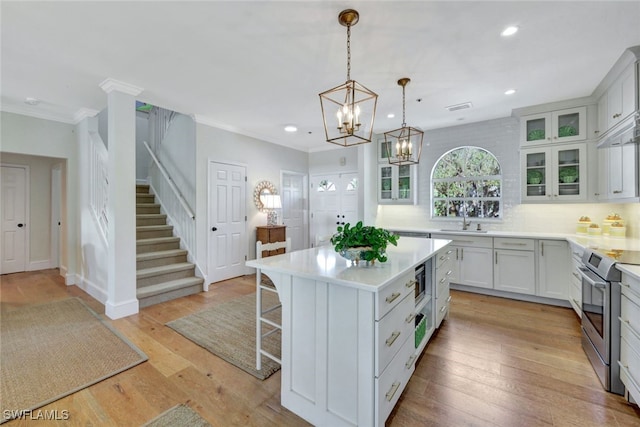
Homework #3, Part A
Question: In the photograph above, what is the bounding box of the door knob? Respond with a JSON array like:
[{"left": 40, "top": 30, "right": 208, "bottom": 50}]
[
  {"left": 17, "top": 223, "right": 24, "bottom": 228},
  {"left": 211, "top": 227, "right": 217, "bottom": 231},
  {"left": 336, "top": 222, "right": 340, "bottom": 225}
]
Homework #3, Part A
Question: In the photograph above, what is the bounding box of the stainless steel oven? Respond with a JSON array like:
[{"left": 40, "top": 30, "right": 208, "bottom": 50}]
[{"left": 580, "top": 248, "right": 624, "bottom": 395}]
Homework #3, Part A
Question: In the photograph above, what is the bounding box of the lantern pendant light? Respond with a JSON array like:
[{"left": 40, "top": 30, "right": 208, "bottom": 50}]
[
  {"left": 384, "top": 78, "right": 424, "bottom": 165},
  {"left": 319, "top": 9, "right": 378, "bottom": 147}
]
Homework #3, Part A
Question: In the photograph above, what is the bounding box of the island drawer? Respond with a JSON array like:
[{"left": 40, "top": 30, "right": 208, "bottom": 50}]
[
  {"left": 376, "top": 270, "right": 415, "bottom": 320},
  {"left": 375, "top": 330, "right": 415, "bottom": 425},
  {"left": 436, "top": 288, "right": 451, "bottom": 327},
  {"left": 494, "top": 237, "right": 534, "bottom": 251},
  {"left": 435, "top": 247, "right": 454, "bottom": 270},
  {"left": 435, "top": 261, "right": 452, "bottom": 299},
  {"left": 375, "top": 292, "right": 415, "bottom": 376}
]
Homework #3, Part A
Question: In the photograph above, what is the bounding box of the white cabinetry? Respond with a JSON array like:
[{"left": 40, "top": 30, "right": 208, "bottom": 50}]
[
  {"left": 568, "top": 242, "right": 584, "bottom": 317},
  {"left": 521, "top": 143, "right": 587, "bottom": 202},
  {"left": 598, "top": 140, "right": 639, "bottom": 200},
  {"left": 537, "top": 240, "right": 569, "bottom": 300},
  {"left": 434, "top": 247, "right": 453, "bottom": 328},
  {"left": 619, "top": 270, "right": 640, "bottom": 405},
  {"left": 597, "top": 64, "right": 637, "bottom": 134},
  {"left": 521, "top": 107, "right": 587, "bottom": 146},
  {"left": 378, "top": 163, "right": 417, "bottom": 205},
  {"left": 494, "top": 238, "right": 535, "bottom": 295},
  {"left": 431, "top": 234, "right": 493, "bottom": 289}
]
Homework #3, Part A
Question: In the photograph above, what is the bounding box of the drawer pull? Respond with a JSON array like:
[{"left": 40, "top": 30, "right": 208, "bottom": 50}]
[
  {"left": 386, "top": 381, "right": 401, "bottom": 402},
  {"left": 439, "top": 277, "right": 446, "bottom": 284},
  {"left": 447, "top": 295, "right": 452, "bottom": 303},
  {"left": 440, "top": 305, "right": 447, "bottom": 313},
  {"left": 446, "top": 270, "right": 452, "bottom": 277},
  {"left": 439, "top": 255, "right": 446, "bottom": 261},
  {"left": 405, "top": 355, "right": 417, "bottom": 369},
  {"left": 502, "top": 242, "right": 528, "bottom": 246},
  {"left": 386, "top": 292, "right": 401, "bottom": 304},
  {"left": 405, "top": 313, "right": 416, "bottom": 324},
  {"left": 572, "top": 298, "right": 580, "bottom": 307},
  {"left": 446, "top": 250, "right": 453, "bottom": 255},
  {"left": 386, "top": 331, "right": 401, "bottom": 347},
  {"left": 406, "top": 280, "right": 417, "bottom": 289},
  {"left": 572, "top": 272, "right": 580, "bottom": 280}
]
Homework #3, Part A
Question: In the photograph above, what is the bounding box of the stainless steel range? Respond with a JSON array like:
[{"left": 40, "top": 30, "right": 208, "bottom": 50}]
[{"left": 579, "top": 248, "right": 625, "bottom": 395}]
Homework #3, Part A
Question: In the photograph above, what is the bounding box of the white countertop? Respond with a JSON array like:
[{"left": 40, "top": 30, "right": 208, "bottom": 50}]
[{"left": 246, "top": 237, "right": 450, "bottom": 292}]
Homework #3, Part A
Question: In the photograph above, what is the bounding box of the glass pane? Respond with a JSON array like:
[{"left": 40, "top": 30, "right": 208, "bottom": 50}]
[
  {"left": 346, "top": 178, "right": 358, "bottom": 191},
  {"left": 557, "top": 113, "right": 579, "bottom": 138},
  {"left": 527, "top": 184, "right": 546, "bottom": 197},
  {"left": 472, "top": 180, "right": 501, "bottom": 197},
  {"left": 557, "top": 148, "right": 579, "bottom": 165},
  {"left": 398, "top": 177, "right": 410, "bottom": 199},
  {"left": 526, "top": 152, "right": 546, "bottom": 167},
  {"left": 481, "top": 201, "right": 500, "bottom": 218},
  {"left": 318, "top": 180, "right": 335, "bottom": 192},
  {"left": 380, "top": 166, "right": 392, "bottom": 178},
  {"left": 526, "top": 118, "right": 546, "bottom": 141},
  {"left": 433, "top": 182, "right": 449, "bottom": 198},
  {"left": 433, "top": 200, "right": 447, "bottom": 217},
  {"left": 447, "top": 182, "right": 466, "bottom": 197},
  {"left": 526, "top": 167, "right": 545, "bottom": 185},
  {"left": 380, "top": 140, "right": 389, "bottom": 159},
  {"left": 398, "top": 164, "right": 410, "bottom": 177}
]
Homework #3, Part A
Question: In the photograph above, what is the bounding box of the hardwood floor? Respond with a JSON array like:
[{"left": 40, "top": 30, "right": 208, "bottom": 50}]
[{"left": 1, "top": 269, "right": 639, "bottom": 426}]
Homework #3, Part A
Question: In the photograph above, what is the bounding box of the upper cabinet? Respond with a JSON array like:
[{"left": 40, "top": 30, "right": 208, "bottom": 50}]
[
  {"left": 521, "top": 143, "right": 587, "bottom": 202},
  {"left": 378, "top": 163, "right": 417, "bottom": 204},
  {"left": 520, "top": 107, "right": 587, "bottom": 146},
  {"left": 596, "top": 62, "right": 638, "bottom": 136}
]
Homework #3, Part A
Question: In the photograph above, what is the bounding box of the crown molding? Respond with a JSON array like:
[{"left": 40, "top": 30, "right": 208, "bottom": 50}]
[
  {"left": 73, "top": 108, "right": 100, "bottom": 123},
  {"left": 99, "top": 78, "right": 143, "bottom": 96},
  {"left": 0, "top": 104, "right": 76, "bottom": 124}
]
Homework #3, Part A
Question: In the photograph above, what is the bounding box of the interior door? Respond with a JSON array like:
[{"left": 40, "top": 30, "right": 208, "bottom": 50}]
[
  {"left": 208, "top": 161, "right": 247, "bottom": 283},
  {"left": 281, "top": 171, "right": 307, "bottom": 251},
  {"left": 310, "top": 172, "right": 359, "bottom": 247},
  {"left": 1, "top": 165, "right": 27, "bottom": 274}
]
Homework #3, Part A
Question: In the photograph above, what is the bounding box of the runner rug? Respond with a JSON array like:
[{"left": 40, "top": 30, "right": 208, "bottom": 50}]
[
  {"left": 166, "top": 291, "right": 281, "bottom": 380},
  {"left": 0, "top": 298, "right": 147, "bottom": 423}
]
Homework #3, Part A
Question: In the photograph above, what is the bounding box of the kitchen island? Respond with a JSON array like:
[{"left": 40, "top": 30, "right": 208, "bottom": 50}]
[{"left": 246, "top": 237, "right": 450, "bottom": 427}]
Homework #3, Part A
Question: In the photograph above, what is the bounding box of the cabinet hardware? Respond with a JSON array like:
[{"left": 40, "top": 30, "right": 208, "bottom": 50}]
[
  {"left": 594, "top": 192, "right": 600, "bottom": 196},
  {"left": 405, "top": 313, "right": 416, "bottom": 323},
  {"left": 447, "top": 295, "right": 452, "bottom": 303},
  {"left": 385, "top": 331, "right": 401, "bottom": 347},
  {"left": 461, "top": 248, "right": 464, "bottom": 261},
  {"left": 572, "top": 272, "right": 580, "bottom": 280},
  {"left": 446, "top": 270, "right": 452, "bottom": 277},
  {"left": 613, "top": 113, "right": 622, "bottom": 119},
  {"left": 572, "top": 298, "right": 580, "bottom": 307},
  {"left": 386, "top": 292, "right": 401, "bottom": 304},
  {"left": 455, "top": 248, "right": 459, "bottom": 260},
  {"left": 572, "top": 252, "right": 581, "bottom": 257},
  {"left": 406, "top": 280, "right": 416, "bottom": 288},
  {"left": 503, "top": 242, "right": 527, "bottom": 246},
  {"left": 495, "top": 252, "right": 498, "bottom": 264},
  {"left": 541, "top": 242, "right": 544, "bottom": 256},
  {"left": 446, "top": 250, "right": 453, "bottom": 255},
  {"left": 440, "top": 305, "right": 447, "bottom": 313},
  {"left": 405, "top": 355, "right": 417, "bottom": 369},
  {"left": 613, "top": 190, "right": 623, "bottom": 194},
  {"left": 386, "top": 381, "right": 401, "bottom": 402},
  {"left": 439, "top": 277, "right": 446, "bottom": 284}
]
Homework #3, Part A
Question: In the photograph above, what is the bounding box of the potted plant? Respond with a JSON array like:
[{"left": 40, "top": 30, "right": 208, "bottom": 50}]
[{"left": 330, "top": 221, "right": 399, "bottom": 265}]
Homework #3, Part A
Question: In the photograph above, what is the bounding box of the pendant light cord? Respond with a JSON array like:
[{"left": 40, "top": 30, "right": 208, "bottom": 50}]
[
  {"left": 346, "top": 24, "right": 351, "bottom": 81},
  {"left": 402, "top": 84, "right": 406, "bottom": 127}
]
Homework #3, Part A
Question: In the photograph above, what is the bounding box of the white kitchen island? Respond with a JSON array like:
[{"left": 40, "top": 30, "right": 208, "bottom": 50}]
[{"left": 246, "top": 237, "right": 450, "bottom": 427}]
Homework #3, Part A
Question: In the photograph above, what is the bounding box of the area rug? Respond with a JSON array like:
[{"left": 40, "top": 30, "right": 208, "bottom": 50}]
[
  {"left": 142, "top": 404, "right": 211, "bottom": 427},
  {"left": 166, "top": 291, "right": 281, "bottom": 380},
  {"left": 0, "top": 298, "right": 147, "bottom": 424}
]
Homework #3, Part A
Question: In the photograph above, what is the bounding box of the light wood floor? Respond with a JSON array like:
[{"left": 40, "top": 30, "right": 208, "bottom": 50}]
[{"left": 1, "top": 269, "right": 639, "bottom": 426}]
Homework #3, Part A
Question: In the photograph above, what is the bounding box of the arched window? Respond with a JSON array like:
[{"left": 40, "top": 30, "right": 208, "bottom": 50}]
[{"left": 431, "top": 146, "right": 502, "bottom": 219}]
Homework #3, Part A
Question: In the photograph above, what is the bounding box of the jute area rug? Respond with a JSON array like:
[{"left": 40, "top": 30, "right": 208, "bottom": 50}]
[
  {"left": 0, "top": 298, "right": 147, "bottom": 423},
  {"left": 167, "top": 289, "right": 281, "bottom": 380},
  {"left": 142, "top": 404, "right": 211, "bottom": 427}
]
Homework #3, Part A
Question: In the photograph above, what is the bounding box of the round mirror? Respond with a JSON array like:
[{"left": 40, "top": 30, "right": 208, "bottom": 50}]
[{"left": 253, "top": 180, "right": 277, "bottom": 211}]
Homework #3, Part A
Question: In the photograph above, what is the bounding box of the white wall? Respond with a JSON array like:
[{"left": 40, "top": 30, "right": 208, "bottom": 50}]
[
  {"left": 135, "top": 112, "right": 150, "bottom": 181},
  {"left": 0, "top": 112, "right": 78, "bottom": 282},
  {"left": 195, "top": 123, "right": 308, "bottom": 282}
]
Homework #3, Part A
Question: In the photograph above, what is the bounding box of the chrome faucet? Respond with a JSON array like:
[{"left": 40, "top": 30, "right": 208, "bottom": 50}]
[{"left": 461, "top": 209, "right": 471, "bottom": 230}]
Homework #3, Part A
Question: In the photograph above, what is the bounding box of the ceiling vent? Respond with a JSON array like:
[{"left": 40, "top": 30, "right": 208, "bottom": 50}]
[{"left": 445, "top": 102, "right": 473, "bottom": 112}]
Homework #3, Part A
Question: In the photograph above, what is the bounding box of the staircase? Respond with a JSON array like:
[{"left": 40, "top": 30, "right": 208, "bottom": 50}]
[{"left": 136, "top": 184, "right": 203, "bottom": 308}]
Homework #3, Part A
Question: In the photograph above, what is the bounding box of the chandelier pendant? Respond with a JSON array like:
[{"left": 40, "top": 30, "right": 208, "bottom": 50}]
[
  {"left": 319, "top": 9, "right": 378, "bottom": 147},
  {"left": 384, "top": 78, "right": 424, "bottom": 165}
]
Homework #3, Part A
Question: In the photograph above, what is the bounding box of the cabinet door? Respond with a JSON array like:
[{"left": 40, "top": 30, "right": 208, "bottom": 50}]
[
  {"left": 551, "top": 107, "right": 586, "bottom": 143},
  {"left": 494, "top": 249, "right": 535, "bottom": 295},
  {"left": 459, "top": 246, "right": 493, "bottom": 289},
  {"left": 553, "top": 144, "right": 586, "bottom": 200},
  {"left": 378, "top": 164, "right": 417, "bottom": 204},
  {"left": 608, "top": 66, "right": 637, "bottom": 130},
  {"left": 522, "top": 148, "right": 551, "bottom": 200},
  {"left": 378, "top": 164, "right": 394, "bottom": 202},
  {"left": 537, "top": 240, "right": 569, "bottom": 300},
  {"left": 521, "top": 112, "right": 551, "bottom": 145},
  {"left": 597, "top": 93, "right": 608, "bottom": 137},
  {"left": 596, "top": 146, "right": 609, "bottom": 201},
  {"left": 608, "top": 142, "right": 638, "bottom": 199}
]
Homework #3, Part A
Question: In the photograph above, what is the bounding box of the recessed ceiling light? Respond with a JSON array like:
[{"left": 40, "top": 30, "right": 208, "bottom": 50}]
[
  {"left": 25, "top": 97, "right": 40, "bottom": 105},
  {"left": 284, "top": 125, "right": 297, "bottom": 132},
  {"left": 387, "top": 113, "right": 395, "bottom": 119},
  {"left": 504, "top": 89, "right": 517, "bottom": 95},
  {"left": 501, "top": 26, "right": 518, "bottom": 37}
]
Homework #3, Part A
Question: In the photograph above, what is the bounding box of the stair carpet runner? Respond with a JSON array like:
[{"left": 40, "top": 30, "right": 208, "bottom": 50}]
[{"left": 136, "top": 184, "right": 203, "bottom": 308}]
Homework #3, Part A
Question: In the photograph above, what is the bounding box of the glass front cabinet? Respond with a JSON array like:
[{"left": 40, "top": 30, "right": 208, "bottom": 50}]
[
  {"left": 378, "top": 164, "right": 417, "bottom": 204},
  {"left": 521, "top": 143, "right": 587, "bottom": 202},
  {"left": 520, "top": 107, "right": 587, "bottom": 146}
]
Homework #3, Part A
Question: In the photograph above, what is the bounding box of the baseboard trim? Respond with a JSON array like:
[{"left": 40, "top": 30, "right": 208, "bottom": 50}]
[
  {"left": 105, "top": 298, "right": 139, "bottom": 319},
  {"left": 76, "top": 275, "right": 108, "bottom": 304},
  {"left": 27, "top": 260, "right": 51, "bottom": 271}
]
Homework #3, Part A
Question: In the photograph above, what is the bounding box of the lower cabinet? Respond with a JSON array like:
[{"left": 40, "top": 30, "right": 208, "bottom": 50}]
[
  {"left": 537, "top": 240, "right": 570, "bottom": 300},
  {"left": 568, "top": 242, "right": 584, "bottom": 317},
  {"left": 620, "top": 271, "right": 640, "bottom": 405},
  {"left": 431, "top": 234, "right": 493, "bottom": 289},
  {"left": 434, "top": 247, "right": 454, "bottom": 328},
  {"left": 494, "top": 238, "right": 535, "bottom": 295}
]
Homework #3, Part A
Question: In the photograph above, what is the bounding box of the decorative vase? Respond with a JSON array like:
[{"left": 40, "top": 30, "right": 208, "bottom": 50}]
[{"left": 340, "top": 247, "right": 381, "bottom": 266}]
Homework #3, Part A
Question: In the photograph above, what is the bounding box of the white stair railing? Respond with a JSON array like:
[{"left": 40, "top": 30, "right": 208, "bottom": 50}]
[
  {"left": 89, "top": 131, "right": 108, "bottom": 243},
  {"left": 144, "top": 140, "right": 196, "bottom": 253}
]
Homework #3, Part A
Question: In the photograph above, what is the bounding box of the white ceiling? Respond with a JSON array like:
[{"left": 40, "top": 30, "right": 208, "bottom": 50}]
[{"left": 2, "top": 1, "right": 640, "bottom": 153}]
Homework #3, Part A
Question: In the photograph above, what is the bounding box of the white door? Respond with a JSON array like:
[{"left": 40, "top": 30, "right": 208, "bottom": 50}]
[
  {"left": 208, "top": 162, "right": 247, "bottom": 283},
  {"left": 281, "top": 171, "right": 307, "bottom": 251},
  {"left": 310, "top": 172, "right": 359, "bottom": 247},
  {"left": 1, "top": 165, "right": 27, "bottom": 274},
  {"left": 51, "top": 165, "right": 62, "bottom": 269}
]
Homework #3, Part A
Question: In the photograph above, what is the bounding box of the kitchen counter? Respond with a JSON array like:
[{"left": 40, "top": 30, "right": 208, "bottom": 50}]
[{"left": 246, "top": 237, "right": 450, "bottom": 426}]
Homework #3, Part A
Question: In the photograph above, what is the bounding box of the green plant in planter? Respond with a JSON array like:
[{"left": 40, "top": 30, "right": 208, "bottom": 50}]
[{"left": 330, "top": 221, "right": 399, "bottom": 264}]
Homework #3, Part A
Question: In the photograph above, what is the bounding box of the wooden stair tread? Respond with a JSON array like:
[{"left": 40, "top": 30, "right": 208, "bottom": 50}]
[
  {"left": 137, "top": 225, "right": 173, "bottom": 231},
  {"left": 136, "top": 249, "right": 188, "bottom": 261},
  {"left": 137, "top": 277, "right": 204, "bottom": 299},
  {"left": 137, "top": 236, "right": 180, "bottom": 245},
  {"left": 137, "top": 262, "right": 194, "bottom": 278}
]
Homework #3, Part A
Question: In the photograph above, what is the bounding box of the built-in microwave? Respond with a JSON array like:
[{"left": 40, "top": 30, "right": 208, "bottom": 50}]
[{"left": 415, "top": 257, "right": 432, "bottom": 303}]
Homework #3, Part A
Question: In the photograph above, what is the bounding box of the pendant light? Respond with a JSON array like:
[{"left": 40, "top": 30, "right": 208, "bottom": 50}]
[
  {"left": 384, "top": 78, "right": 424, "bottom": 165},
  {"left": 319, "top": 9, "right": 378, "bottom": 147}
]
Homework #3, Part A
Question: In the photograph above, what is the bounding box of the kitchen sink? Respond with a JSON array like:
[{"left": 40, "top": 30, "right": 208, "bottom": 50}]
[{"left": 438, "top": 229, "right": 488, "bottom": 233}]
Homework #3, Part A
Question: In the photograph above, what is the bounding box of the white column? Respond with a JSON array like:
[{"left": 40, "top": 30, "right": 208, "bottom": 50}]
[{"left": 100, "top": 78, "right": 143, "bottom": 319}]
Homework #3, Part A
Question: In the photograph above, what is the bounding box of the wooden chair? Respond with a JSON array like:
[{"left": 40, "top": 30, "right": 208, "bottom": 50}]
[{"left": 255, "top": 238, "right": 290, "bottom": 370}]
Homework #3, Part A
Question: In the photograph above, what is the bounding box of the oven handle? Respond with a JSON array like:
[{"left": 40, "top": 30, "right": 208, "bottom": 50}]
[{"left": 578, "top": 266, "right": 607, "bottom": 289}]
